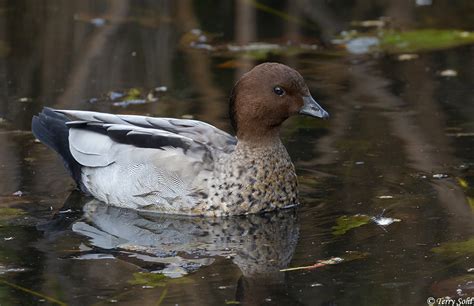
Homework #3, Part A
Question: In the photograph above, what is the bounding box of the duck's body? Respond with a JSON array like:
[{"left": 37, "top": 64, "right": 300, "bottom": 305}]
[{"left": 32, "top": 63, "right": 328, "bottom": 216}]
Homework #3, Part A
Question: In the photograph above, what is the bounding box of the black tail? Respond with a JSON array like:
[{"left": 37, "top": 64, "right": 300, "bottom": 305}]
[{"left": 32, "top": 107, "right": 83, "bottom": 189}]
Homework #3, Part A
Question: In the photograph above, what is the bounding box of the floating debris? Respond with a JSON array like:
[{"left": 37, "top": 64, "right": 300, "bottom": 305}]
[
  {"left": 89, "top": 86, "right": 167, "bottom": 107},
  {"left": 209, "top": 41, "right": 320, "bottom": 60},
  {"left": 397, "top": 54, "right": 419, "bottom": 61},
  {"left": 371, "top": 216, "right": 401, "bottom": 226},
  {"left": 334, "top": 29, "right": 474, "bottom": 54},
  {"left": 112, "top": 99, "right": 147, "bottom": 107},
  {"left": 345, "top": 37, "right": 380, "bottom": 54},
  {"left": 310, "top": 283, "right": 323, "bottom": 287},
  {"left": 158, "top": 265, "right": 188, "bottom": 278},
  {"left": 378, "top": 195, "right": 394, "bottom": 199},
  {"left": 12, "top": 190, "right": 23, "bottom": 197},
  {"left": 3, "top": 237, "right": 14, "bottom": 241},
  {"left": 0, "top": 264, "right": 27, "bottom": 274},
  {"left": 355, "top": 161, "right": 365, "bottom": 165},
  {"left": 108, "top": 91, "right": 125, "bottom": 100},
  {"left": 147, "top": 86, "right": 167, "bottom": 102},
  {"left": 227, "top": 42, "right": 281, "bottom": 53},
  {"left": 90, "top": 18, "right": 106, "bottom": 27},
  {"left": 351, "top": 19, "right": 387, "bottom": 28},
  {"left": 433, "top": 174, "right": 449, "bottom": 179},
  {"left": 280, "top": 257, "right": 344, "bottom": 272},
  {"left": 180, "top": 28, "right": 215, "bottom": 51},
  {"left": 18, "top": 97, "right": 32, "bottom": 103},
  {"left": 439, "top": 69, "right": 458, "bottom": 77}
]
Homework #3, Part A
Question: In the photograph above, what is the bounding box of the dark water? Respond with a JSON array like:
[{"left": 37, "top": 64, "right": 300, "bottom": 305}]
[{"left": 0, "top": 1, "right": 473, "bottom": 305}]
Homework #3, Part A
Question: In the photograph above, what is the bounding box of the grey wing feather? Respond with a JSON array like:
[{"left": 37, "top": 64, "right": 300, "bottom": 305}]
[
  {"left": 56, "top": 109, "right": 237, "bottom": 153},
  {"left": 49, "top": 109, "right": 225, "bottom": 213}
]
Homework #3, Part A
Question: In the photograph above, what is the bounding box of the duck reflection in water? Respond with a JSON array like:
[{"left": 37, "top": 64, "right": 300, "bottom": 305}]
[{"left": 40, "top": 193, "right": 301, "bottom": 304}]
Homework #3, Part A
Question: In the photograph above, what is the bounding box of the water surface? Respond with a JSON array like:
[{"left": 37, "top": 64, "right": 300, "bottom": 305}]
[{"left": 0, "top": 1, "right": 473, "bottom": 305}]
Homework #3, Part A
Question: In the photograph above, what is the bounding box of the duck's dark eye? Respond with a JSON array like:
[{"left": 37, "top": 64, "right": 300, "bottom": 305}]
[{"left": 273, "top": 86, "right": 285, "bottom": 96}]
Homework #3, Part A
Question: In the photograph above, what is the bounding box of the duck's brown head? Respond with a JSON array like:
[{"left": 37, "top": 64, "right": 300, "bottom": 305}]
[{"left": 229, "top": 62, "right": 329, "bottom": 142}]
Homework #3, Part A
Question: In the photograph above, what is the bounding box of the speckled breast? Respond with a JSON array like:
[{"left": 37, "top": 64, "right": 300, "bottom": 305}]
[{"left": 205, "top": 141, "right": 299, "bottom": 216}]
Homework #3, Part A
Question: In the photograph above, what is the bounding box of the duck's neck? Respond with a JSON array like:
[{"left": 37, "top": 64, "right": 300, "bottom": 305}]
[
  {"left": 236, "top": 127, "right": 282, "bottom": 147},
  {"left": 234, "top": 136, "right": 288, "bottom": 160}
]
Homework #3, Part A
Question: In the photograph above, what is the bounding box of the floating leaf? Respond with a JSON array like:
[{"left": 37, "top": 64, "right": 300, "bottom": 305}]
[
  {"left": 128, "top": 272, "right": 167, "bottom": 288},
  {"left": 332, "top": 214, "right": 371, "bottom": 235},
  {"left": 432, "top": 237, "right": 474, "bottom": 257},
  {"left": 0, "top": 207, "right": 26, "bottom": 221},
  {"left": 124, "top": 88, "right": 142, "bottom": 101},
  {"left": 336, "top": 29, "right": 474, "bottom": 54},
  {"left": 457, "top": 178, "right": 469, "bottom": 189},
  {"left": 128, "top": 271, "right": 194, "bottom": 288},
  {"left": 380, "top": 29, "right": 474, "bottom": 53}
]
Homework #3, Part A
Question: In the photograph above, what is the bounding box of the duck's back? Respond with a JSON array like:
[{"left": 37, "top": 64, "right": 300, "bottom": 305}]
[{"left": 32, "top": 108, "right": 237, "bottom": 214}]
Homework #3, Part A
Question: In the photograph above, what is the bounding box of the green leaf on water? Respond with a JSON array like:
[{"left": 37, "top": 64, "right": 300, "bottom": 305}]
[
  {"left": 128, "top": 271, "right": 194, "bottom": 288},
  {"left": 0, "top": 208, "right": 26, "bottom": 221},
  {"left": 128, "top": 272, "right": 167, "bottom": 287},
  {"left": 380, "top": 29, "right": 474, "bottom": 53},
  {"left": 431, "top": 237, "right": 474, "bottom": 257},
  {"left": 124, "top": 88, "right": 142, "bottom": 101},
  {"left": 332, "top": 214, "right": 371, "bottom": 236}
]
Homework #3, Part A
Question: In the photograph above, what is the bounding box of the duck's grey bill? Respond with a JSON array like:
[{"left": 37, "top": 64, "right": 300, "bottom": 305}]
[{"left": 299, "top": 96, "right": 329, "bottom": 119}]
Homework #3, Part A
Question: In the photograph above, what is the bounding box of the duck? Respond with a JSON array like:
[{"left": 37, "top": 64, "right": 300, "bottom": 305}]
[{"left": 32, "top": 62, "right": 329, "bottom": 216}]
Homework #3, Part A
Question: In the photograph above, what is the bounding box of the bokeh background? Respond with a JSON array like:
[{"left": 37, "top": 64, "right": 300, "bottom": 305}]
[{"left": 0, "top": 1, "right": 473, "bottom": 305}]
